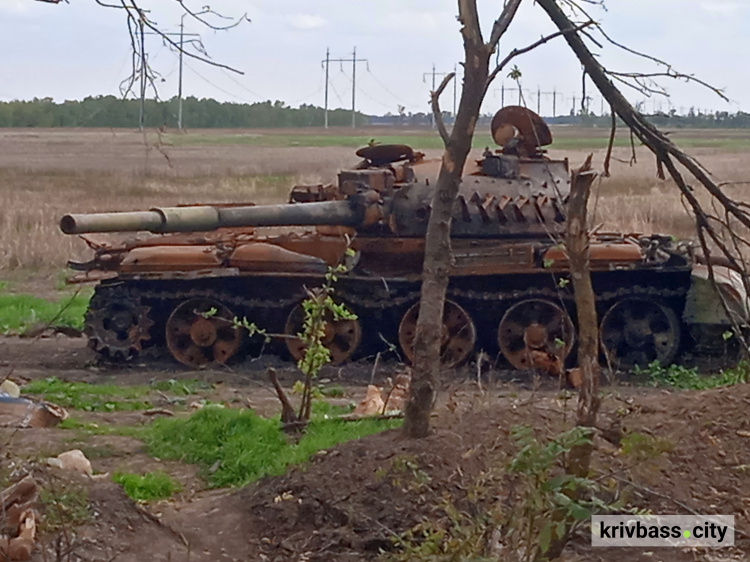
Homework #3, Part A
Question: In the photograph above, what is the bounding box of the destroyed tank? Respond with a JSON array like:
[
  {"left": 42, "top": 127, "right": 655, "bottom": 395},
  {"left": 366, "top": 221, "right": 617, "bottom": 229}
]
[{"left": 60, "top": 107, "right": 748, "bottom": 371}]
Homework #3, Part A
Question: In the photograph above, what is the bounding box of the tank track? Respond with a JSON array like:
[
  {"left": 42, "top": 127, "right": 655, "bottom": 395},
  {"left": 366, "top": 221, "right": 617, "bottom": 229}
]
[{"left": 85, "top": 275, "right": 689, "bottom": 367}]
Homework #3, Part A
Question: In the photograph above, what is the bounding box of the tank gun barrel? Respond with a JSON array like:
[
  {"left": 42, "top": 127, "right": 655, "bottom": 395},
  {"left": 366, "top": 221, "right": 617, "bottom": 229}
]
[{"left": 60, "top": 198, "right": 371, "bottom": 235}]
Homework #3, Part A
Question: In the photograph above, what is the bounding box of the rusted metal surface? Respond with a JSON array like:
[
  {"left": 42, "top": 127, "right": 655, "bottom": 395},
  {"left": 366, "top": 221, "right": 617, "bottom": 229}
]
[
  {"left": 398, "top": 300, "right": 476, "bottom": 368},
  {"left": 121, "top": 245, "right": 223, "bottom": 272},
  {"left": 497, "top": 299, "right": 575, "bottom": 371},
  {"left": 165, "top": 298, "right": 242, "bottom": 367},
  {"left": 229, "top": 242, "right": 327, "bottom": 273},
  {"left": 490, "top": 105, "right": 553, "bottom": 155},
  {"left": 355, "top": 144, "right": 419, "bottom": 165}
]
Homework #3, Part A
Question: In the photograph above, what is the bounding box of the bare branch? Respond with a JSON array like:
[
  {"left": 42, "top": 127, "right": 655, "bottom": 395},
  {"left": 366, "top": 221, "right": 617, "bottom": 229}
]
[
  {"left": 431, "top": 72, "right": 456, "bottom": 145},
  {"left": 457, "top": 0, "right": 484, "bottom": 50},
  {"left": 487, "top": 21, "right": 595, "bottom": 85},
  {"left": 488, "top": 0, "right": 524, "bottom": 48},
  {"left": 603, "top": 109, "right": 615, "bottom": 177}
]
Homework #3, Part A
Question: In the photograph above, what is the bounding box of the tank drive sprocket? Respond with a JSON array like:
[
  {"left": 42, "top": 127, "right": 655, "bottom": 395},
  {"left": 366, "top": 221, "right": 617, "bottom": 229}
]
[{"left": 85, "top": 284, "right": 154, "bottom": 361}]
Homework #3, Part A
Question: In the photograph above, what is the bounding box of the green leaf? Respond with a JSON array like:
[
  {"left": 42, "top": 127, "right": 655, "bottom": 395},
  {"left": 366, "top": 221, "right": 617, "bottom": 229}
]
[
  {"left": 539, "top": 522, "right": 552, "bottom": 553},
  {"left": 569, "top": 502, "right": 591, "bottom": 520}
]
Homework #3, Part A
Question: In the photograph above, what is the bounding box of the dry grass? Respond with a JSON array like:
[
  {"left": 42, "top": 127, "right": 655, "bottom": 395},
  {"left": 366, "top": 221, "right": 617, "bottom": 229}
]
[{"left": 1, "top": 128, "right": 749, "bottom": 274}]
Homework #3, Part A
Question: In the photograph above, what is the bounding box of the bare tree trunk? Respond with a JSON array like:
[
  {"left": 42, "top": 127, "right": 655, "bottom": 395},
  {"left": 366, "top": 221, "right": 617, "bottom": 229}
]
[
  {"left": 545, "top": 158, "right": 599, "bottom": 561},
  {"left": 403, "top": 0, "right": 523, "bottom": 438},
  {"left": 402, "top": 56, "right": 491, "bottom": 439},
  {"left": 567, "top": 158, "right": 600, "bottom": 473}
]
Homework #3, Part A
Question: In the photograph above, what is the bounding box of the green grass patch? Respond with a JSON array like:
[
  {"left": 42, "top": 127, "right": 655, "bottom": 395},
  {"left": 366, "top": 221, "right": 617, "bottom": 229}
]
[
  {"left": 24, "top": 377, "right": 152, "bottom": 412},
  {"left": 59, "top": 417, "right": 150, "bottom": 438},
  {"left": 112, "top": 471, "right": 181, "bottom": 501},
  {"left": 24, "top": 377, "right": 209, "bottom": 412},
  {"left": 169, "top": 132, "right": 496, "bottom": 151},
  {"left": 0, "top": 290, "right": 91, "bottom": 334},
  {"left": 167, "top": 130, "right": 750, "bottom": 153},
  {"left": 634, "top": 360, "right": 750, "bottom": 390},
  {"left": 145, "top": 405, "right": 401, "bottom": 488}
]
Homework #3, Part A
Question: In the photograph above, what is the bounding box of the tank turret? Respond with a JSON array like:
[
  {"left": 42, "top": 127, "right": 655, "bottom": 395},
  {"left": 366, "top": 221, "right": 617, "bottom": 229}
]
[{"left": 59, "top": 107, "right": 747, "bottom": 373}]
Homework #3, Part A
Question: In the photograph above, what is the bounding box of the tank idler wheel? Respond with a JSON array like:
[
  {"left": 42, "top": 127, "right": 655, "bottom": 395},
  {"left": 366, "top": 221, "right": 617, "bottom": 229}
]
[
  {"left": 497, "top": 299, "right": 575, "bottom": 372},
  {"left": 166, "top": 298, "right": 242, "bottom": 368},
  {"left": 284, "top": 303, "right": 362, "bottom": 365},
  {"left": 85, "top": 287, "right": 154, "bottom": 361},
  {"left": 398, "top": 300, "right": 476, "bottom": 369},
  {"left": 600, "top": 298, "right": 680, "bottom": 369}
]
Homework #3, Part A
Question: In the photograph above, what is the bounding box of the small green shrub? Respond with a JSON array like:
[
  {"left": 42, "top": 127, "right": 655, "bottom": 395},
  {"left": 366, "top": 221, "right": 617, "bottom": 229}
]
[
  {"left": 39, "top": 481, "right": 91, "bottom": 533},
  {"left": 112, "top": 471, "right": 181, "bottom": 501}
]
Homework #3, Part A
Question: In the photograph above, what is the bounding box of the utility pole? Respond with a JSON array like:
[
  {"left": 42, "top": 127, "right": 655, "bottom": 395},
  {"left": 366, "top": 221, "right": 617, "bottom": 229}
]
[
  {"left": 537, "top": 86, "right": 541, "bottom": 115},
  {"left": 139, "top": 19, "right": 146, "bottom": 132},
  {"left": 322, "top": 48, "right": 330, "bottom": 128},
  {"left": 351, "top": 47, "right": 357, "bottom": 129},
  {"left": 177, "top": 14, "right": 200, "bottom": 131},
  {"left": 423, "top": 64, "right": 449, "bottom": 128},
  {"left": 553, "top": 89, "right": 557, "bottom": 117},
  {"left": 324, "top": 48, "right": 367, "bottom": 129},
  {"left": 452, "top": 64, "right": 457, "bottom": 118}
]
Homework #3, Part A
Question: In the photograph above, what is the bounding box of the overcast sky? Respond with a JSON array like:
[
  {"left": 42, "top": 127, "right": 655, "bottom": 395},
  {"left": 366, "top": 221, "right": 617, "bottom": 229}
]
[{"left": 1, "top": 0, "right": 748, "bottom": 117}]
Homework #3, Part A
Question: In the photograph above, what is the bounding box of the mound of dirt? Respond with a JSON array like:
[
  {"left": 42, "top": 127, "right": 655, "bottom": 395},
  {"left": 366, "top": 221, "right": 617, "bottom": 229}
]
[
  {"left": 35, "top": 476, "right": 188, "bottom": 562},
  {"left": 159, "top": 384, "right": 750, "bottom": 562}
]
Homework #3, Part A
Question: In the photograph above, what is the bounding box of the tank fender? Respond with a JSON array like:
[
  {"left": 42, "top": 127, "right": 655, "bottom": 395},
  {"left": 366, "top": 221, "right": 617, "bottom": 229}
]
[{"left": 683, "top": 264, "right": 750, "bottom": 326}]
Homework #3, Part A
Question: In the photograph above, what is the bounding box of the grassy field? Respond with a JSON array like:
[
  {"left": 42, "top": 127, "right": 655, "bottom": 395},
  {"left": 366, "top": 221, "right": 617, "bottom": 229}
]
[{"left": 1, "top": 125, "right": 749, "bottom": 282}]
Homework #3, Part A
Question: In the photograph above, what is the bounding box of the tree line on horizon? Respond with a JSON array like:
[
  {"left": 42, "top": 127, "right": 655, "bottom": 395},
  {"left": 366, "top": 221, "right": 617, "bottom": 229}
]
[{"left": 0, "top": 95, "right": 748, "bottom": 129}]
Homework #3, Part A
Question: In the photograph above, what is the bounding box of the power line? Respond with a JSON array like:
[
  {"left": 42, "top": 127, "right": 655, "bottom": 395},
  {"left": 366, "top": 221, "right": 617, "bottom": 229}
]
[
  {"left": 184, "top": 61, "right": 256, "bottom": 103},
  {"left": 322, "top": 47, "right": 367, "bottom": 128}
]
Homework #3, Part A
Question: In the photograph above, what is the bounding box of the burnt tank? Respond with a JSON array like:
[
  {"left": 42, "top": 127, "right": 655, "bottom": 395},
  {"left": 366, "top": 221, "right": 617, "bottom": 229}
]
[{"left": 60, "top": 107, "right": 748, "bottom": 371}]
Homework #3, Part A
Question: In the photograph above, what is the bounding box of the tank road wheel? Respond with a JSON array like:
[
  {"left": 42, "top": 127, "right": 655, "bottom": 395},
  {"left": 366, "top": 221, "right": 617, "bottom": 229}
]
[
  {"left": 165, "top": 298, "right": 242, "bottom": 368},
  {"left": 284, "top": 303, "right": 362, "bottom": 365},
  {"left": 398, "top": 300, "right": 476, "bottom": 368},
  {"left": 497, "top": 299, "right": 575, "bottom": 371},
  {"left": 85, "top": 286, "right": 154, "bottom": 361},
  {"left": 600, "top": 298, "right": 680, "bottom": 369}
]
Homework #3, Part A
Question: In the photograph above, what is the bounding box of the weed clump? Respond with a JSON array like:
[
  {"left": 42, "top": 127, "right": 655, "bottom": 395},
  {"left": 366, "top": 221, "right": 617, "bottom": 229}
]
[{"left": 112, "top": 471, "right": 181, "bottom": 501}]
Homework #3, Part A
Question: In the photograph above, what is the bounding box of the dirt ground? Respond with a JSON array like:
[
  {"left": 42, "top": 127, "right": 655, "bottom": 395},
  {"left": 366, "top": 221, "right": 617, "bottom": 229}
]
[{"left": 1, "top": 336, "right": 748, "bottom": 562}]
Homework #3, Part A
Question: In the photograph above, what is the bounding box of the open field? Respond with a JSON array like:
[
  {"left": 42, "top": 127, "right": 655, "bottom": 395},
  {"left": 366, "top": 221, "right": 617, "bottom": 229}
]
[{"left": 1, "top": 125, "right": 750, "bottom": 277}]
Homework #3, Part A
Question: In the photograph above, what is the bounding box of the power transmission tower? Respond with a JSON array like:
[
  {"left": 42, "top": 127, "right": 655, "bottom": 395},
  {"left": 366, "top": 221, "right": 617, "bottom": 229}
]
[
  {"left": 323, "top": 47, "right": 368, "bottom": 129},
  {"left": 137, "top": 25, "right": 197, "bottom": 131},
  {"left": 423, "top": 64, "right": 450, "bottom": 128}
]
